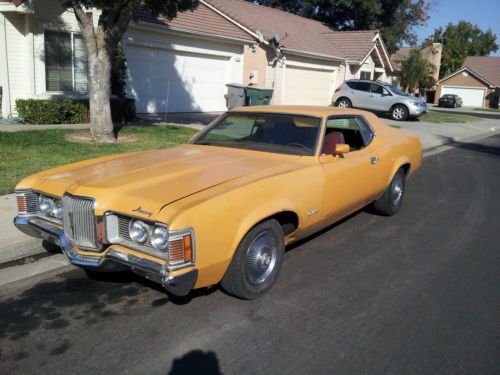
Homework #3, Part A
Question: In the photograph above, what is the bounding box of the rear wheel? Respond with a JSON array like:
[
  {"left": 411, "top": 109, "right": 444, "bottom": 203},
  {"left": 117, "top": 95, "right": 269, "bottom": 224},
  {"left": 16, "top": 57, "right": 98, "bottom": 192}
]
[
  {"left": 391, "top": 104, "right": 409, "bottom": 121},
  {"left": 221, "top": 220, "right": 285, "bottom": 300},
  {"left": 336, "top": 98, "right": 352, "bottom": 108},
  {"left": 372, "top": 168, "right": 406, "bottom": 216}
]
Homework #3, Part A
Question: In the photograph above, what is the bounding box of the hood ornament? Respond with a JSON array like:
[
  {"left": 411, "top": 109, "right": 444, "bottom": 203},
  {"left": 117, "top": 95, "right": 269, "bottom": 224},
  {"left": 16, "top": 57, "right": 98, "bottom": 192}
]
[{"left": 132, "top": 206, "right": 153, "bottom": 217}]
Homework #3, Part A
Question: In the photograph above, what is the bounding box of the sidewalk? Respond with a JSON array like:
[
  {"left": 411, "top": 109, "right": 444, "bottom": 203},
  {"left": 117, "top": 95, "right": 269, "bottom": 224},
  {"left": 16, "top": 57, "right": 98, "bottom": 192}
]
[
  {"left": 1, "top": 117, "right": 499, "bottom": 289},
  {"left": 429, "top": 106, "right": 500, "bottom": 120}
]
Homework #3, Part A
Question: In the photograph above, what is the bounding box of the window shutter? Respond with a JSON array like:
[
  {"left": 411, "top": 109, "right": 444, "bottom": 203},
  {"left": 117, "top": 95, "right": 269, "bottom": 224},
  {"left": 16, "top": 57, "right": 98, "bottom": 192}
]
[{"left": 73, "top": 34, "right": 88, "bottom": 92}]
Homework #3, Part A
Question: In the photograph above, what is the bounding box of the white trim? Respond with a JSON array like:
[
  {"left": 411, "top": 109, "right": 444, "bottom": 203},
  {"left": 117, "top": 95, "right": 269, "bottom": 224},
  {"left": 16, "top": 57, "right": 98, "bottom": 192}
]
[
  {"left": 132, "top": 20, "right": 253, "bottom": 45},
  {"left": 0, "top": 12, "right": 11, "bottom": 117},
  {"left": 282, "top": 48, "right": 345, "bottom": 62},
  {"left": 125, "top": 36, "right": 238, "bottom": 59},
  {"left": 373, "top": 33, "right": 393, "bottom": 72},
  {"left": 0, "top": 3, "right": 33, "bottom": 14},
  {"left": 437, "top": 67, "right": 493, "bottom": 87}
]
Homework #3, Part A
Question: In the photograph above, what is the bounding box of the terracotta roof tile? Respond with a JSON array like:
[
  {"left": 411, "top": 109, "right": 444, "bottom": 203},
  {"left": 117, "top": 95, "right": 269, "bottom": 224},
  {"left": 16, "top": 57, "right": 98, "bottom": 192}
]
[
  {"left": 134, "top": 3, "right": 253, "bottom": 42},
  {"left": 205, "top": 0, "right": 344, "bottom": 59},
  {"left": 462, "top": 56, "right": 500, "bottom": 86},
  {"left": 321, "top": 30, "right": 377, "bottom": 61}
]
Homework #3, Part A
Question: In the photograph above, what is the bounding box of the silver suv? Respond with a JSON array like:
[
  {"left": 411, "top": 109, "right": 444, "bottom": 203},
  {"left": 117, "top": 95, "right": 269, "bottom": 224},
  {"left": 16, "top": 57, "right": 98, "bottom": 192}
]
[{"left": 332, "top": 80, "right": 427, "bottom": 121}]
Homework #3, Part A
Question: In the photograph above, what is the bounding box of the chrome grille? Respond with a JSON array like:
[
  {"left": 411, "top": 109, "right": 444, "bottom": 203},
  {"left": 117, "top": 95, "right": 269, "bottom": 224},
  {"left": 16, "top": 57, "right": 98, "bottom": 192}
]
[{"left": 62, "top": 195, "right": 99, "bottom": 250}]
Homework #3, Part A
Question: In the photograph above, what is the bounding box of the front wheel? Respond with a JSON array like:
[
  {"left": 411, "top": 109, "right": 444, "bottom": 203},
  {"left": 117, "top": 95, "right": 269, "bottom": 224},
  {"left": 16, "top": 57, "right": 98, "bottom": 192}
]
[
  {"left": 221, "top": 220, "right": 285, "bottom": 300},
  {"left": 372, "top": 168, "right": 406, "bottom": 216},
  {"left": 391, "top": 104, "right": 409, "bottom": 121}
]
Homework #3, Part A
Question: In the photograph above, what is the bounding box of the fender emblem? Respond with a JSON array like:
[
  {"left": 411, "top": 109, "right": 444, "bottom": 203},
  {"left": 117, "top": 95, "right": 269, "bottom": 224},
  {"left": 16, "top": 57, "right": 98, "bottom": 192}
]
[
  {"left": 132, "top": 206, "right": 153, "bottom": 217},
  {"left": 308, "top": 209, "right": 319, "bottom": 216}
]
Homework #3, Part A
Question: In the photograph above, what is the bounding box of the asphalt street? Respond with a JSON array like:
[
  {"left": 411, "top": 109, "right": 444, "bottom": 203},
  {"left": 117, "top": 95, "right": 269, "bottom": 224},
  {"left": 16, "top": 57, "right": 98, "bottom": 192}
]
[{"left": 1, "top": 134, "right": 500, "bottom": 375}]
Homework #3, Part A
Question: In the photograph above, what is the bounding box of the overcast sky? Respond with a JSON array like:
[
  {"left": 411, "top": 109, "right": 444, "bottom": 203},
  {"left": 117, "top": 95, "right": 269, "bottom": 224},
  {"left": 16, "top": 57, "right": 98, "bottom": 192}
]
[{"left": 415, "top": 0, "right": 500, "bottom": 55}]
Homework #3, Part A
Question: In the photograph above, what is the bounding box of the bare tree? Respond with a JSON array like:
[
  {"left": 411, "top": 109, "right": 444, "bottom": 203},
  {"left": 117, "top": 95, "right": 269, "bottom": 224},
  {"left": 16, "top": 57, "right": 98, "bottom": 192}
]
[{"left": 62, "top": 1, "right": 199, "bottom": 142}]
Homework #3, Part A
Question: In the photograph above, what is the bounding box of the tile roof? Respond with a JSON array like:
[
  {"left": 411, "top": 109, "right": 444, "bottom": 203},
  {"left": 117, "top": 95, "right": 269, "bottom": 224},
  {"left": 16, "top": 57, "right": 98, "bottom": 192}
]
[
  {"left": 321, "top": 30, "right": 378, "bottom": 61},
  {"left": 205, "top": 0, "right": 345, "bottom": 59},
  {"left": 462, "top": 56, "right": 500, "bottom": 86},
  {"left": 134, "top": 3, "right": 254, "bottom": 42}
]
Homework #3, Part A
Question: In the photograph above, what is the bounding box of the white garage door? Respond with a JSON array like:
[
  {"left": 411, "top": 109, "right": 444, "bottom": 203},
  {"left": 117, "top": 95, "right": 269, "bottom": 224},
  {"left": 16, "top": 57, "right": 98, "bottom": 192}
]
[
  {"left": 441, "top": 86, "right": 485, "bottom": 107},
  {"left": 126, "top": 45, "right": 230, "bottom": 113},
  {"left": 284, "top": 66, "right": 334, "bottom": 105}
]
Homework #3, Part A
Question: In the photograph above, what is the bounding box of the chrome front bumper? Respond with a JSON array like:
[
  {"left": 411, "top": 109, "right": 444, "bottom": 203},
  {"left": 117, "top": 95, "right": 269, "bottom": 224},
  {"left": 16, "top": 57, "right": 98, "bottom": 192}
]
[{"left": 14, "top": 216, "right": 197, "bottom": 296}]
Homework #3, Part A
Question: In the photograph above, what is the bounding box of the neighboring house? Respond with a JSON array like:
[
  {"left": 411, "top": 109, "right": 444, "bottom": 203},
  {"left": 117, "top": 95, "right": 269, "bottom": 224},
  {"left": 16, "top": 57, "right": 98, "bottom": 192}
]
[
  {"left": 435, "top": 56, "right": 500, "bottom": 108},
  {"left": 204, "top": 0, "right": 394, "bottom": 106},
  {"left": 391, "top": 43, "right": 443, "bottom": 85},
  {"left": 0, "top": 0, "right": 396, "bottom": 117}
]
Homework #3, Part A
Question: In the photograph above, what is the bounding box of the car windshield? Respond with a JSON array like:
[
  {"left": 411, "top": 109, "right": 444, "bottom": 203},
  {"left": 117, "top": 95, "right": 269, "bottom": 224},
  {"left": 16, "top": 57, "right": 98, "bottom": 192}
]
[
  {"left": 385, "top": 84, "right": 407, "bottom": 96},
  {"left": 192, "top": 113, "right": 321, "bottom": 156}
]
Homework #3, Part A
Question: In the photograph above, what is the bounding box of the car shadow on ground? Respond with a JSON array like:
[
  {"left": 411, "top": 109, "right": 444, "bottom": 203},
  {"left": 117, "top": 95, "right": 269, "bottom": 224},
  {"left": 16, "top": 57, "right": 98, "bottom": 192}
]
[{"left": 167, "top": 350, "right": 222, "bottom": 375}]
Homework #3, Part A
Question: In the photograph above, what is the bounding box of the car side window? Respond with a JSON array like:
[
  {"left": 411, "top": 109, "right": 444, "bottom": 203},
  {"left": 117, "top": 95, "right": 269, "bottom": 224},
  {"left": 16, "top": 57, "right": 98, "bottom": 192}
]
[
  {"left": 356, "top": 117, "right": 375, "bottom": 146},
  {"left": 356, "top": 82, "right": 371, "bottom": 92},
  {"left": 370, "top": 84, "right": 383, "bottom": 94},
  {"left": 324, "top": 117, "right": 366, "bottom": 152}
]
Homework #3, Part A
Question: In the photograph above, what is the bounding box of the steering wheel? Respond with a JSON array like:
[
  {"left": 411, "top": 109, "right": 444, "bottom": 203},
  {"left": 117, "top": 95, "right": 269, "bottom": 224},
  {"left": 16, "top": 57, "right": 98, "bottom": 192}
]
[{"left": 286, "top": 142, "right": 309, "bottom": 150}]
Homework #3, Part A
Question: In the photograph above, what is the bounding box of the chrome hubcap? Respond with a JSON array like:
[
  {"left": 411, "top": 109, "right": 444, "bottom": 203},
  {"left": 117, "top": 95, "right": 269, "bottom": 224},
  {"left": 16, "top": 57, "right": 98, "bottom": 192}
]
[
  {"left": 393, "top": 107, "right": 404, "bottom": 120},
  {"left": 338, "top": 100, "right": 349, "bottom": 108},
  {"left": 391, "top": 173, "right": 404, "bottom": 206},
  {"left": 246, "top": 230, "right": 278, "bottom": 285}
]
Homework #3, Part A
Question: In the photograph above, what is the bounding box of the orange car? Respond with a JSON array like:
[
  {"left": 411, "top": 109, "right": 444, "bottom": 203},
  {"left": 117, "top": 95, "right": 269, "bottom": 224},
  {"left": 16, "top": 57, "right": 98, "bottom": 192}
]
[{"left": 14, "top": 106, "right": 422, "bottom": 299}]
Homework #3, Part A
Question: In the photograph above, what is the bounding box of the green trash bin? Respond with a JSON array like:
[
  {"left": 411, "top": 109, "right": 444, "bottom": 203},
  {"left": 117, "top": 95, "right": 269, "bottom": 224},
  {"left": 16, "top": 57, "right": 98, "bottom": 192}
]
[{"left": 245, "top": 86, "right": 274, "bottom": 106}]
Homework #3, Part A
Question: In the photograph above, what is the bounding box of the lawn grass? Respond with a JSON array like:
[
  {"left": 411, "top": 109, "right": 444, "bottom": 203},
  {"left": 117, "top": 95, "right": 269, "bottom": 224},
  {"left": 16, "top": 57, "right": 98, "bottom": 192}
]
[
  {"left": 421, "top": 111, "right": 480, "bottom": 123},
  {"left": 0, "top": 125, "right": 198, "bottom": 195},
  {"left": 473, "top": 107, "right": 500, "bottom": 113}
]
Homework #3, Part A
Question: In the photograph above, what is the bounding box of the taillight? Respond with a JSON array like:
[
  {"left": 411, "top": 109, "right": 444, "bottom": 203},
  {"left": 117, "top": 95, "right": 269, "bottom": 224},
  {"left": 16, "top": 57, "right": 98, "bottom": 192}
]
[{"left": 334, "top": 86, "right": 341, "bottom": 93}]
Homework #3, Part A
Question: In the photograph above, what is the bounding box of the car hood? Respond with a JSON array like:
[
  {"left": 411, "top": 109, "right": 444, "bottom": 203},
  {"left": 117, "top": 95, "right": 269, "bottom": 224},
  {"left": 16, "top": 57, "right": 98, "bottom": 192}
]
[{"left": 25, "top": 145, "right": 302, "bottom": 217}]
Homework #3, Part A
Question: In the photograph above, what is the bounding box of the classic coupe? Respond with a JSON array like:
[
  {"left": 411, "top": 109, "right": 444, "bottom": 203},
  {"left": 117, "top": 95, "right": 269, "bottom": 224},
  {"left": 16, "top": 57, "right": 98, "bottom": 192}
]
[{"left": 14, "top": 106, "right": 422, "bottom": 299}]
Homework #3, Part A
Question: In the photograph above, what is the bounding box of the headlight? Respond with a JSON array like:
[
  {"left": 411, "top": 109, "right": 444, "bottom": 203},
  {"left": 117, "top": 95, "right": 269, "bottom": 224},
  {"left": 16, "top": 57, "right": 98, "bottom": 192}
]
[
  {"left": 39, "top": 196, "right": 54, "bottom": 214},
  {"left": 151, "top": 225, "right": 169, "bottom": 251},
  {"left": 51, "top": 199, "right": 63, "bottom": 219},
  {"left": 129, "top": 220, "right": 150, "bottom": 244}
]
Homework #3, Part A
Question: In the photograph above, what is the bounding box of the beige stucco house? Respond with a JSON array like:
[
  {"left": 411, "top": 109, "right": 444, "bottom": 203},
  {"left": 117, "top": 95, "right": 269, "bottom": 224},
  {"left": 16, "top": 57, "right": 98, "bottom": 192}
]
[{"left": 1, "top": 0, "right": 396, "bottom": 118}]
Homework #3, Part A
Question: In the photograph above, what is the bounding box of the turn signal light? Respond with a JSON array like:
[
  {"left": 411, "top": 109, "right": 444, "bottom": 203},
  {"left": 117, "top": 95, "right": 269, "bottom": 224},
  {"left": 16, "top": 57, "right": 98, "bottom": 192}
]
[
  {"left": 17, "top": 194, "right": 27, "bottom": 214},
  {"left": 168, "top": 234, "right": 194, "bottom": 265}
]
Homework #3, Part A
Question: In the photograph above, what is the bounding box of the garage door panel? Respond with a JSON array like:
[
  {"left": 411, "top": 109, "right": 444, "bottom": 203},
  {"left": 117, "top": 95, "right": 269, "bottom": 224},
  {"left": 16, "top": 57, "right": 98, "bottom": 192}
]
[
  {"left": 127, "top": 45, "right": 230, "bottom": 113},
  {"left": 441, "top": 86, "right": 485, "bottom": 107},
  {"left": 284, "top": 66, "right": 333, "bottom": 105}
]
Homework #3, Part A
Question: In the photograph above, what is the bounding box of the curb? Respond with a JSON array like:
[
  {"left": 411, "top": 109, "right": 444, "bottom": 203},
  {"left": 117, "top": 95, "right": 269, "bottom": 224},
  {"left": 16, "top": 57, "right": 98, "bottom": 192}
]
[{"left": 0, "top": 254, "right": 73, "bottom": 294}]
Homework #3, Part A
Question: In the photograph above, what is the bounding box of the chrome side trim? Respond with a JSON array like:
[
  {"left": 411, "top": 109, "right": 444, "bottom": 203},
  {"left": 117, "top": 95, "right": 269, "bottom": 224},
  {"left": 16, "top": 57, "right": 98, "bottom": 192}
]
[{"left": 14, "top": 216, "right": 198, "bottom": 296}]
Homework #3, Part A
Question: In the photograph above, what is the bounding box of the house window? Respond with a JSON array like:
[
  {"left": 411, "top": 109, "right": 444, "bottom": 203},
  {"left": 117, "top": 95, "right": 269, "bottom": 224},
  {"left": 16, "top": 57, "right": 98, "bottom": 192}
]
[
  {"left": 45, "top": 30, "right": 88, "bottom": 92},
  {"left": 360, "top": 71, "right": 371, "bottom": 80}
]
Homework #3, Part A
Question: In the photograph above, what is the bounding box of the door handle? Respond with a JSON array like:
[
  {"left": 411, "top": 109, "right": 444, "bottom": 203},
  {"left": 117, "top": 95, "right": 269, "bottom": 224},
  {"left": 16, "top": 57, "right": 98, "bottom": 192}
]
[{"left": 370, "top": 156, "right": 378, "bottom": 165}]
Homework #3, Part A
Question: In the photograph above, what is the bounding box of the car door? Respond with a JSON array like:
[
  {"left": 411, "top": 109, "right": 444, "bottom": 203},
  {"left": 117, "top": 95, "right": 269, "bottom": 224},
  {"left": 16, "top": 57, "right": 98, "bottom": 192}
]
[
  {"left": 366, "top": 83, "right": 392, "bottom": 111},
  {"left": 320, "top": 116, "right": 384, "bottom": 218},
  {"left": 349, "top": 82, "right": 372, "bottom": 109}
]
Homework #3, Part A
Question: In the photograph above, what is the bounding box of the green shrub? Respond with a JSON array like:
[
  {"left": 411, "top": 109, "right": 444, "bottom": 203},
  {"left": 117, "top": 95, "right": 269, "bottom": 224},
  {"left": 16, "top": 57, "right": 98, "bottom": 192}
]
[
  {"left": 15, "top": 98, "right": 135, "bottom": 125},
  {"left": 16, "top": 99, "right": 89, "bottom": 124}
]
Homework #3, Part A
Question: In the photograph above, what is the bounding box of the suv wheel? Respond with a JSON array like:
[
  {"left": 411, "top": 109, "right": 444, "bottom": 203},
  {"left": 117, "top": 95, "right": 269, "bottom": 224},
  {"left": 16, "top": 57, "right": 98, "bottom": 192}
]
[
  {"left": 336, "top": 98, "right": 352, "bottom": 108},
  {"left": 391, "top": 104, "right": 408, "bottom": 121}
]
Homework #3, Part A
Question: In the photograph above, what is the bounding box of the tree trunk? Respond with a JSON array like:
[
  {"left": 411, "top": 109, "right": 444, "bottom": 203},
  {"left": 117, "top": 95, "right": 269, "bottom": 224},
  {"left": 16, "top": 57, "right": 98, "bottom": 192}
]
[{"left": 88, "top": 50, "right": 115, "bottom": 142}]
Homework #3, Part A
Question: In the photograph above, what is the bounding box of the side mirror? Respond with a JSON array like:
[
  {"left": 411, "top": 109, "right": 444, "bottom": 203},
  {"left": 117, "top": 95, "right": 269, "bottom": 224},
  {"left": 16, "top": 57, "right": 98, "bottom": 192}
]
[{"left": 335, "top": 144, "right": 350, "bottom": 155}]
